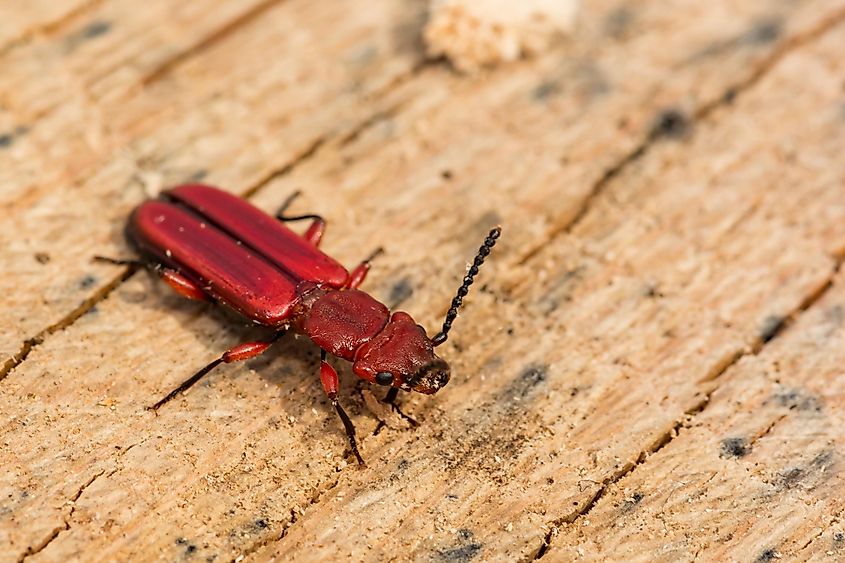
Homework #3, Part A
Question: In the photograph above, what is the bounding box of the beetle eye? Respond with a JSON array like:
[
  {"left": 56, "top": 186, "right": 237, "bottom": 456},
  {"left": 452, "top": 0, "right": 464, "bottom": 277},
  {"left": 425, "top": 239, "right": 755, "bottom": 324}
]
[{"left": 375, "top": 372, "right": 394, "bottom": 386}]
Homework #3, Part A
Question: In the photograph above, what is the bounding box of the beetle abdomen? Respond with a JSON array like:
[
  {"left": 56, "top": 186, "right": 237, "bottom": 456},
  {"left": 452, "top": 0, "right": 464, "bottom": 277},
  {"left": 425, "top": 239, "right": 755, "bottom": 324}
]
[
  {"left": 129, "top": 200, "right": 297, "bottom": 325},
  {"left": 303, "top": 290, "right": 389, "bottom": 360}
]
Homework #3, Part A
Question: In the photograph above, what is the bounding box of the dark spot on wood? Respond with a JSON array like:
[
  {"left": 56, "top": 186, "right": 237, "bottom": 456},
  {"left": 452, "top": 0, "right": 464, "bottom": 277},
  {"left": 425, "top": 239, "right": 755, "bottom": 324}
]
[
  {"left": 509, "top": 365, "right": 548, "bottom": 399},
  {"left": 34, "top": 252, "right": 51, "bottom": 264},
  {"left": 66, "top": 21, "right": 112, "bottom": 51},
  {"left": 441, "top": 169, "right": 453, "bottom": 180},
  {"left": 506, "top": 327, "right": 514, "bottom": 336},
  {"left": 388, "top": 277, "right": 413, "bottom": 309},
  {"left": 777, "top": 467, "right": 804, "bottom": 489},
  {"left": 604, "top": 7, "right": 634, "bottom": 39},
  {"left": 83, "top": 20, "right": 112, "bottom": 39},
  {"left": 723, "top": 88, "right": 738, "bottom": 104},
  {"left": 743, "top": 18, "right": 782, "bottom": 45},
  {"left": 650, "top": 109, "right": 690, "bottom": 140},
  {"left": 188, "top": 169, "right": 208, "bottom": 182},
  {"left": 772, "top": 388, "right": 822, "bottom": 413},
  {"left": 457, "top": 529, "right": 473, "bottom": 541},
  {"left": 398, "top": 458, "right": 410, "bottom": 471},
  {"left": 254, "top": 518, "right": 268, "bottom": 529},
  {"left": 438, "top": 540, "right": 482, "bottom": 562},
  {"left": 685, "top": 17, "right": 782, "bottom": 65},
  {"left": 756, "top": 548, "right": 777, "bottom": 562},
  {"left": 79, "top": 275, "right": 97, "bottom": 289},
  {"left": 175, "top": 537, "right": 198, "bottom": 553},
  {"left": 643, "top": 283, "right": 664, "bottom": 298},
  {"left": 759, "top": 315, "right": 786, "bottom": 343},
  {"left": 622, "top": 491, "right": 644, "bottom": 512},
  {"left": 810, "top": 449, "right": 834, "bottom": 469},
  {"left": 835, "top": 531, "right": 845, "bottom": 542},
  {"left": 0, "top": 125, "right": 28, "bottom": 149},
  {"left": 533, "top": 80, "right": 561, "bottom": 100},
  {"left": 721, "top": 437, "right": 750, "bottom": 458}
]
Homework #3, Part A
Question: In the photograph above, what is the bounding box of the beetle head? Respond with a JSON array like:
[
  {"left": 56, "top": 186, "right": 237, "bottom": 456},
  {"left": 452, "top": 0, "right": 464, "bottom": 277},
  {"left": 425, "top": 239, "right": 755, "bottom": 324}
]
[{"left": 353, "top": 312, "right": 450, "bottom": 394}]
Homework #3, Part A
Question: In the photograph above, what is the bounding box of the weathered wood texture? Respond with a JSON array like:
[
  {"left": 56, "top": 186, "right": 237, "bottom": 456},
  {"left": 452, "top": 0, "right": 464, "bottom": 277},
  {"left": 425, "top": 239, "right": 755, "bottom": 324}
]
[{"left": 2, "top": 1, "right": 844, "bottom": 561}]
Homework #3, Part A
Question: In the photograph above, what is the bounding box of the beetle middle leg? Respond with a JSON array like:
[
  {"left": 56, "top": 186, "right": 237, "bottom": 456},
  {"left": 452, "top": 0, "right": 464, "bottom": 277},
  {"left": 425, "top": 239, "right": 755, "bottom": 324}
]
[
  {"left": 275, "top": 190, "right": 326, "bottom": 246},
  {"left": 319, "top": 349, "right": 366, "bottom": 466},
  {"left": 345, "top": 247, "right": 385, "bottom": 289},
  {"left": 95, "top": 256, "right": 211, "bottom": 302},
  {"left": 150, "top": 331, "right": 286, "bottom": 411}
]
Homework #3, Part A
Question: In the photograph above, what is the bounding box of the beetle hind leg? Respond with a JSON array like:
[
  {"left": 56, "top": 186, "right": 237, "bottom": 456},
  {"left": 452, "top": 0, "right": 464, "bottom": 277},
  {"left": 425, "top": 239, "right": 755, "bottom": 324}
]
[
  {"left": 276, "top": 190, "right": 326, "bottom": 246},
  {"left": 93, "top": 255, "right": 146, "bottom": 268},
  {"left": 150, "top": 331, "right": 285, "bottom": 411},
  {"left": 95, "top": 256, "right": 210, "bottom": 302}
]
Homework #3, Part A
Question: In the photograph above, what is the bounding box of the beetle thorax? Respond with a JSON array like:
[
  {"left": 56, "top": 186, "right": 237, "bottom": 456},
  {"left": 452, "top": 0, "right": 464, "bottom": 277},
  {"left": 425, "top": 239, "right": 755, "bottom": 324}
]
[{"left": 298, "top": 286, "right": 390, "bottom": 361}]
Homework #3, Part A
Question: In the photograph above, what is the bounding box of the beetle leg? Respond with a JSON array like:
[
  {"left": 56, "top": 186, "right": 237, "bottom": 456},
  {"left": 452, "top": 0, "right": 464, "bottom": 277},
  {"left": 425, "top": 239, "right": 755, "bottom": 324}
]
[
  {"left": 150, "top": 331, "right": 285, "bottom": 411},
  {"left": 382, "top": 387, "right": 399, "bottom": 404},
  {"left": 345, "top": 247, "right": 384, "bottom": 289},
  {"left": 320, "top": 350, "right": 365, "bottom": 466},
  {"left": 160, "top": 269, "right": 211, "bottom": 302},
  {"left": 95, "top": 256, "right": 210, "bottom": 302},
  {"left": 380, "top": 387, "right": 419, "bottom": 427},
  {"left": 93, "top": 255, "right": 146, "bottom": 268},
  {"left": 275, "top": 190, "right": 327, "bottom": 246}
]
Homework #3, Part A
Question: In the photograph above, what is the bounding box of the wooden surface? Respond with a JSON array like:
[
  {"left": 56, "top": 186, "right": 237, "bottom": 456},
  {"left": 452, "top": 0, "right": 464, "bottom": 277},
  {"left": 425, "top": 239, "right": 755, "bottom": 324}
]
[{"left": 2, "top": 1, "right": 845, "bottom": 561}]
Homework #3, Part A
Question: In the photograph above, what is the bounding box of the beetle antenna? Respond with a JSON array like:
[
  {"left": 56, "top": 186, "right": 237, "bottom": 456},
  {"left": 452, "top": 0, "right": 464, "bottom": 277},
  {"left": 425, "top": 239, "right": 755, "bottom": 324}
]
[{"left": 432, "top": 226, "right": 501, "bottom": 346}]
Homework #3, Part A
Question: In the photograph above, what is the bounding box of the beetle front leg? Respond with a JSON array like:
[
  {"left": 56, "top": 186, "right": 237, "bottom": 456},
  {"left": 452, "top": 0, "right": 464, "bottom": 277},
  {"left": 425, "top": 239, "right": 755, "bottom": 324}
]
[
  {"left": 276, "top": 190, "right": 327, "bottom": 246},
  {"left": 151, "top": 331, "right": 285, "bottom": 410},
  {"left": 320, "top": 350, "right": 365, "bottom": 466},
  {"left": 380, "top": 386, "right": 419, "bottom": 427}
]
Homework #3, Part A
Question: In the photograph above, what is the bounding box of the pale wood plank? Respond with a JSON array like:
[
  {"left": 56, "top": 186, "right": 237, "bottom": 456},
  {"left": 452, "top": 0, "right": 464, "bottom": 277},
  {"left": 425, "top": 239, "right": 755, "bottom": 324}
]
[
  {"left": 2, "top": 0, "right": 844, "bottom": 561},
  {"left": 545, "top": 269, "right": 845, "bottom": 561}
]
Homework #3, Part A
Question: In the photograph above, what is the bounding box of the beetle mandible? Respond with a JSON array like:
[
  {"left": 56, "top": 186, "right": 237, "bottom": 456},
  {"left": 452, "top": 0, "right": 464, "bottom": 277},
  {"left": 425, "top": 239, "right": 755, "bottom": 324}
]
[{"left": 97, "top": 184, "right": 500, "bottom": 464}]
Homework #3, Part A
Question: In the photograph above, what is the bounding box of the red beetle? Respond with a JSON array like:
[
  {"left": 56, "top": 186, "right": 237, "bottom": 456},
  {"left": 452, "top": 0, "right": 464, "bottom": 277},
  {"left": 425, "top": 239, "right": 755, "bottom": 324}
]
[{"left": 98, "top": 184, "right": 500, "bottom": 464}]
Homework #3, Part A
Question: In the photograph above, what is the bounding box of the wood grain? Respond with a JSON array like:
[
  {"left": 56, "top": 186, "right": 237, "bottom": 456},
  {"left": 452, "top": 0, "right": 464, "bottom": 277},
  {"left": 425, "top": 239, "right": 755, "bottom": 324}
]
[{"left": 2, "top": 0, "right": 845, "bottom": 561}]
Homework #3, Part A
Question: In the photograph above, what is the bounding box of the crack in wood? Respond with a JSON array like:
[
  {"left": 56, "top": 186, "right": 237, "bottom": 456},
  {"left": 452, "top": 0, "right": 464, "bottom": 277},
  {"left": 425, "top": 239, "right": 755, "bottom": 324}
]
[
  {"left": 233, "top": 474, "right": 343, "bottom": 561},
  {"left": 0, "top": 264, "right": 139, "bottom": 383},
  {"left": 140, "top": 0, "right": 289, "bottom": 86},
  {"left": 517, "top": 5, "right": 845, "bottom": 268},
  {"left": 533, "top": 257, "right": 844, "bottom": 559},
  {"left": 17, "top": 470, "right": 105, "bottom": 562}
]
